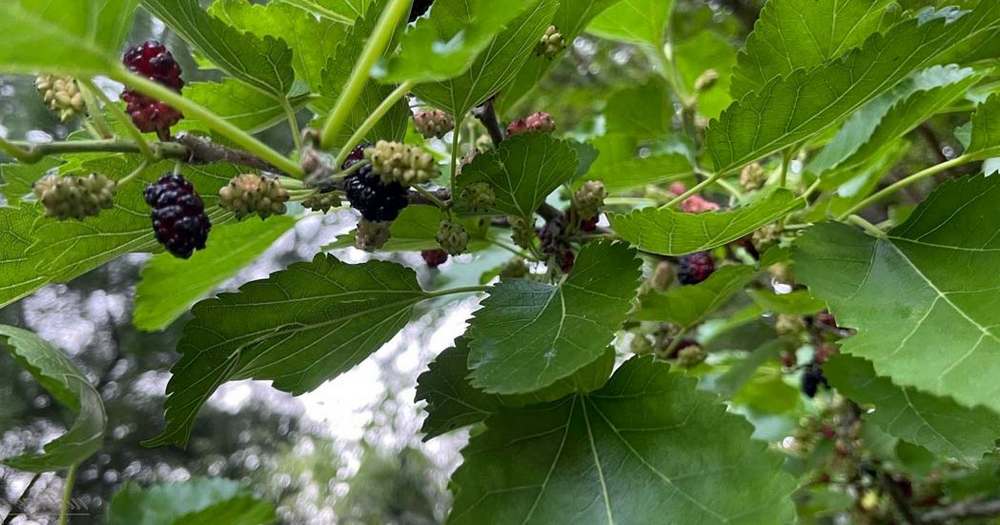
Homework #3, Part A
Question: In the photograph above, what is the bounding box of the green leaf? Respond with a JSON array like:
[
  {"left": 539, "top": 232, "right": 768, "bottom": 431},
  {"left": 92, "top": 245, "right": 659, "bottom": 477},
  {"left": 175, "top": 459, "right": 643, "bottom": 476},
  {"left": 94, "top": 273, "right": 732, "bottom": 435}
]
[
  {"left": 315, "top": 0, "right": 409, "bottom": 149},
  {"left": 731, "top": 0, "right": 894, "bottom": 97},
  {"left": 747, "top": 289, "right": 826, "bottom": 316},
  {"left": 825, "top": 354, "right": 1000, "bottom": 466},
  {"left": 133, "top": 216, "right": 296, "bottom": 332},
  {"left": 635, "top": 265, "right": 755, "bottom": 329},
  {"left": 967, "top": 94, "right": 1000, "bottom": 159},
  {"left": 0, "top": 159, "right": 234, "bottom": 309},
  {"left": 147, "top": 254, "right": 431, "bottom": 447},
  {"left": 141, "top": 0, "right": 294, "bottom": 96},
  {"left": 611, "top": 190, "right": 802, "bottom": 256},
  {"left": 793, "top": 175, "right": 1000, "bottom": 415},
  {"left": 273, "top": 0, "right": 372, "bottom": 24},
  {"left": 177, "top": 80, "right": 314, "bottom": 134},
  {"left": 414, "top": 0, "right": 559, "bottom": 117},
  {"left": 675, "top": 31, "right": 737, "bottom": 119},
  {"left": 466, "top": 242, "right": 641, "bottom": 395},
  {"left": 416, "top": 339, "right": 615, "bottom": 440},
  {"left": 496, "top": 0, "right": 625, "bottom": 114},
  {"left": 455, "top": 133, "right": 578, "bottom": 219},
  {"left": 604, "top": 79, "right": 672, "bottom": 138},
  {"left": 586, "top": 134, "right": 693, "bottom": 192},
  {"left": 0, "top": 326, "right": 106, "bottom": 472},
  {"left": 707, "top": 3, "right": 1000, "bottom": 174},
  {"left": 377, "top": 0, "right": 537, "bottom": 83},
  {"left": 1, "top": 157, "right": 62, "bottom": 203},
  {"left": 323, "top": 206, "right": 491, "bottom": 252},
  {"left": 448, "top": 357, "right": 797, "bottom": 525},
  {"left": 209, "top": 0, "right": 345, "bottom": 92},
  {"left": 586, "top": 0, "right": 673, "bottom": 47},
  {"left": 809, "top": 65, "right": 981, "bottom": 176},
  {"left": 108, "top": 478, "right": 275, "bottom": 525},
  {"left": 0, "top": 0, "right": 139, "bottom": 75}
]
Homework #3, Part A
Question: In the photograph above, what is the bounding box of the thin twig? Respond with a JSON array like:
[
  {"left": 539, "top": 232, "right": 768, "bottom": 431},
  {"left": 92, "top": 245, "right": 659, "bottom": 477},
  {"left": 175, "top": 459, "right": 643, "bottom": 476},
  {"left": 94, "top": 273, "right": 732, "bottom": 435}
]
[
  {"left": 472, "top": 98, "right": 505, "bottom": 146},
  {"left": 921, "top": 499, "right": 1000, "bottom": 523}
]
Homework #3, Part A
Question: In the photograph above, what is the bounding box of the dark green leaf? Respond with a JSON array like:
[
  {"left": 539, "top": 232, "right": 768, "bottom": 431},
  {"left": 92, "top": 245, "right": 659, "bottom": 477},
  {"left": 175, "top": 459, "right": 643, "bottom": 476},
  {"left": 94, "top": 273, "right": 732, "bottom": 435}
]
[
  {"left": 0, "top": 326, "right": 105, "bottom": 471},
  {"left": 107, "top": 478, "right": 275, "bottom": 525},
  {"left": 147, "top": 254, "right": 431, "bottom": 447},
  {"left": 449, "top": 357, "right": 797, "bottom": 525},
  {"left": 611, "top": 190, "right": 802, "bottom": 256},
  {"left": 323, "top": 206, "right": 491, "bottom": 252},
  {"left": 177, "top": 80, "right": 314, "bottom": 134},
  {"left": 968, "top": 93, "right": 1000, "bottom": 159},
  {"left": 635, "top": 265, "right": 756, "bottom": 329},
  {"left": 466, "top": 242, "right": 640, "bottom": 395}
]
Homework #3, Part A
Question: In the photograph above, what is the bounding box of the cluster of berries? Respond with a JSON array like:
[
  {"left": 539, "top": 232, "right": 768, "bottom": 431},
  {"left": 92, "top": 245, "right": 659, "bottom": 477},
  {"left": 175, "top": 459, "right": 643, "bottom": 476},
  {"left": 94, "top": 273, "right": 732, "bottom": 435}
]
[
  {"left": 122, "top": 40, "right": 184, "bottom": 140},
  {"left": 33, "top": 173, "right": 116, "bottom": 220},
  {"left": 35, "top": 75, "right": 84, "bottom": 122},
  {"left": 145, "top": 174, "right": 211, "bottom": 259},
  {"left": 218, "top": 174, "right": 290, "bottom": 220}
]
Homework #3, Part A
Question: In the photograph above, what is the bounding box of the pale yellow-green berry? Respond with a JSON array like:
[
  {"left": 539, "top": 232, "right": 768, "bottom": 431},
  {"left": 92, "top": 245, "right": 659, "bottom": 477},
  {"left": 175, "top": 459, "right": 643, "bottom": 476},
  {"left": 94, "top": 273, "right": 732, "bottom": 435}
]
[
  {"left": 35, "top": 74, "right": 85, "bottom": 122},
  {"left": 630, "top": 334, "right": 654, "bottom": 356},
  {"left": 218, "top": 174, "right": 290, "bottom": 220},
  {"left": 775, "top": 314, "right": 806, "bottom": 337},
  {"left": 436, "top": 220, "right": 469, "bottom": 256},
  {"left": 752, "top": 223, "right": 783, "bottom": 251},
  {"left": 573, "top": 180, "right": 607, "bottom": 220},
  {"left": 413, "top": 109, "right": 454, "bottom": 139},
  {"left": 676, "top": 345, "right": 707, "bottom": 368},
  {"left": 33, "top": 173, "right": 116, "bottom": 220},
  {"left": 536, "top": 25, "right": 566, "bottom": 59},
  {"left": 459, "top": 182, "right": 496, "bottom": 211},
  {"left": 740, "top": 162, "right": 767, "bottom": 191},
  {"left": 508, "top": 215, "right": 536, "bottom": 250},
  {"left": 694, "top": 69, "right": 719, "bottom": 92},
  {"left": 650, "top": 260, "right": 674, "bottom": 292},
  {"left": 365, "top": 140, "right": 439, "bottom": 186},
  {"left": 302, "top": 191, "right": 342, "bottom": 213},
  {"left": 355, "top": 219, "right": 391, "bottom": 252},
  {"left": 499, "top": 257, "right": 530, "bottom": 279}
]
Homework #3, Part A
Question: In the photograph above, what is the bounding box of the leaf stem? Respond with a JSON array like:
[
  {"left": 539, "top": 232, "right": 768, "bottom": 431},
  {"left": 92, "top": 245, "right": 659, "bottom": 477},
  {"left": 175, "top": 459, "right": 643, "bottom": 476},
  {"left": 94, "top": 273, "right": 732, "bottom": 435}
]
[
  {"left": 319, "top": 0, "right": 413, "bottom": 149},
  {"left": 412, "top": 184, "right": 449, "bottom": 208},
  {"left": 664, "top": 171, "right": 723, "bottom": 208},
  {"left": 450, "top": 115, "right": 464, "bottom": 195},
  {"left": 81, "top": 78, "right": 155, "bottom": 161},
  {"left": 281, "top": 97, "right": 303, "bottom": 153},
  {"left": 427, "top": 285, "right": 490, "bottom": 298},
  {"left": 837, "top": 154, "right": 972, "bottom": 219},
  {"left": 490, "top": 238, "right": 534, "bottom": 260},
  {"left": 77, "top": 82, "right": 113, "bottom": 139},
  {"left": 58, "top": 465, "right": 78, "bottom": 525},
  {"left": 333, "top": 80, "right": 415, "bottom": 168},
  {"left": 846, "top": 214, "right": 886, "bottom": 238},
  {"left": 112, "top": 68, "right": 303, "bottom": 177},
  {"left": 0, "top": 136, "right": 32, "bottom": 162},
  {"left": 779, "top": 147, "right": 794, "bottom": 188}
]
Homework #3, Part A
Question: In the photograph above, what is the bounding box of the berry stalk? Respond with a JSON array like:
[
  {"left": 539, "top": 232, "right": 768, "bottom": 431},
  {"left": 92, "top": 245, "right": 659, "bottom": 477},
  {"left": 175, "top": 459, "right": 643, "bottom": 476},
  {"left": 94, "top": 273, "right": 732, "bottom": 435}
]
[
  {"left": 112, "top": 68, "right": 303, "bottom": 178},
  {"left": 80, "top": 78, "right": 155, "bottom": 161},
  {"left": 333, "top": 80, "right": 415, "bottom": 168},
  {"left": 837, "top": 154, "right": 974, "bottom": 220},
  {"left": 319, "top": 0, "right": 414, "bottom": 150}
]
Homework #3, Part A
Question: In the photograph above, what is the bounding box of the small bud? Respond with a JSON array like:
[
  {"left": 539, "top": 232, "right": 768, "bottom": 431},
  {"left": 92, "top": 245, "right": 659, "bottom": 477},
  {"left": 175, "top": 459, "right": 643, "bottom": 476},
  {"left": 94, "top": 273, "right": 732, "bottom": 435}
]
[
  {"left": 740, "top": 162, "right": 767, "bottom": 191},
  {"left": 365, "top": 140, "right": 439, "bottom": 186},
  {"left": 436, "top": 220, "right": 470, "bottom": 256},
  {"left": 506, "top": 112, "right": 556, "bottom": 136},
  {"left": 459, "top": 182, "right": 496, "bottom": 211},
  {"left": 499, "top": 257, "right": 530, "bottom": 279},
  {"left": 535, "top": 25, "right": 566, "bottom": 59},
  {"left": 355, "top": 219, "right": 391, "bottom": 251},
  {"left": 752, "top": 223, "right": 782, "bottom": 251},
  {"left": 694, "top": 69, "right": 719, "bottom": 92},
  {"left": 573, "top": 180, "right": 607, "bottom": 220},
  {"left": 218, "top": 173, "right": 289, "bottom": 220},
  {"left": 413, "top": 109, "right": 454, "bottom": 139},
  {"left": 508, "top": 215, "right": 537, "bottom": 250}
]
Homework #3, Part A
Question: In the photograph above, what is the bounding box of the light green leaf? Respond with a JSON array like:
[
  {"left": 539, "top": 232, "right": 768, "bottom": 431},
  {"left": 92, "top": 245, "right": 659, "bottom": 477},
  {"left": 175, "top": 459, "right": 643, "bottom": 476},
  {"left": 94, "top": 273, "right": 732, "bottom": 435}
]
[
  {"left": 377, "top": 0, "right": 536, "bottom": 83},
  {"left": 147, "top": 254, "right": 431, "bottom": 447},
  {"left": 142, "top": 0, "right": 294, "bottom": 96},
  {"left": 466, "top": 242, "right": 640, "bottom": 395},
  {"left": 416, "top": 339, "right": 615, "bottom": 440},
  {"left": 747, "top": 289, "right": 825, "bottom": 316},
  {"left": 793, "top": 175, "right": 1000, "bottom": 415},
  {"left": 604, "top": 79, "right": 672, "bottom": 138},
  {"left": 323, "top": 206, "right": 491, "bottom": 252},
  {"left": 273, "top": 0, "right": 371, "bottom": 24},
  {"left": 108, "top": 478, "right": 276, "bottom": 525},
  {"left": 133, "top": 216, "right": 296, "bottom": 332},
  {"left": 177, "top": 80, "right": 314, "bottom": 134},
  {"left": 0, "top": 326, "right": 106, "bottom": 472},
  {"left": 675, "top": 31, "right": 737, "bottom": 119},
  {"left": 209, "top": 0, "right": 345, "bottom": 92},
  {"left": 414, "top": 0, "right": 559, "bottom": 117},
  {"left": 611, "top": 190, "right": 802, "bottom": 256},
  {"left": 0, "top": 0, "right": 139, "bottom": 75},
  {"left": 809, "top": 65, "right": 981, "bottom": 176},
  {"left": 315, "top": 0, "right": 410, "bottom": 149},
  {"left": 635, "top": 265, "right": 755, "bottom": 328},
  {"left": 731, "top": 0, "right": 894, "bottom": 97},
  {"left": 497, "top": 0, "right": 625, "bottom": 114},
  {"left": 826, "top": 354, "right": 1000, "bottom": 466},
  {"left": 449, "top": 357, "right": 797, "bottom": 525},
  {"left": 968, "top": 93, "right": 1000, "bottom": 159},
  {"left": 0, "top": 159, "right": 235, "bottom": 309},
  {"left": 707, "top": 3, "right": 1000, "bottom": 174},
  {"left": 1, "top": 157, "right": 62, "bottom": 203},
  {"left": 586, "top": 0, "right": 673, "bottom": 47},
  {"left": 586, "top": 134, "right": 693, "bottom": 192},
  {"left": 455, "top": 133, "right": 578, "bottom": 219}
]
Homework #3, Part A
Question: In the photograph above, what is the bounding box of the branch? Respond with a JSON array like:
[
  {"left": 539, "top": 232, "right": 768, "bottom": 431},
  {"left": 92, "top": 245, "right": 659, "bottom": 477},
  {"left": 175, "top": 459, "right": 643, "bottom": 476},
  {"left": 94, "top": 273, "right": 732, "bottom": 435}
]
[
  {"left": 921, "top": 499, "right": 1000, "bottom": 523},
  {"left": 879, "top": 472, "right": 920, "bottom": 525},
  {"left": 472, "top": 98, "right": 506, "bottom": 146}
]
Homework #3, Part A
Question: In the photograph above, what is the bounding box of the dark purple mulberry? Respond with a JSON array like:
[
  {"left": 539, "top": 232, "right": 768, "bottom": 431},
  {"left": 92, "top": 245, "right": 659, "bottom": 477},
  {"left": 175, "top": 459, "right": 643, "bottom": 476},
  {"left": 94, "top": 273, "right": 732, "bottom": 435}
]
[
  {"left": 122, "top": 40, "right": 184, "bottom": 140},
  {"left": 421, "top": 249, "right": 448, "bottom": 268},
  {"left": 677, "top": 252, "right": 715, "bottom": 285},
  {"left": 343, "top": 164, "right": 409, "bottom": 222},
  {"left": 145, "top": 174, "right": 211, "bottom": 259},
  {"left": 801, "top": 362, "right": 829, "bottom": 398}
]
